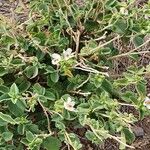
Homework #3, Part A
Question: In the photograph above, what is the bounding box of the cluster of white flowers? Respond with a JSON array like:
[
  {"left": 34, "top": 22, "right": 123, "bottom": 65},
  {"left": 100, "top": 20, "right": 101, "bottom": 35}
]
[
  {"left": 51, "top": 48, "right": 74, "bottom": 65},
  {"left": 120, "top": 7, "right": 128, "bottom": 15},
  {"left": 144, "top": 96, "right": 150, "bottom": 109},
  {"left": 64, "top": 97, "right": 76, "bottom": 112}
]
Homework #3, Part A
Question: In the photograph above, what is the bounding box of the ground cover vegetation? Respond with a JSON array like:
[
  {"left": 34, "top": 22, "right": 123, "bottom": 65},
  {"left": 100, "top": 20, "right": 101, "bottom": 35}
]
[{"left": 0, "top": 0, "right": 150, "bottom": 149}]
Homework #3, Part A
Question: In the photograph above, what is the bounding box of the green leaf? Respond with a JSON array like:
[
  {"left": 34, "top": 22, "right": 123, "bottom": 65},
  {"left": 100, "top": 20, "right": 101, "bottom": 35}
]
[
  {"left": 26, "top": 131, "right": 34, "bottom": 142},
  {"left": 8, "top": 83, "right": 19, "bottom": 104},
  {"left": 92, "top": 75, "right": 104, "bottom": 88},
  {"left": 50, "top": 72, "right": 59, "bottom": 83},
  {"left": 0, "top": 78, "right": 4, "bottom": 85},
  {"left": 9, "top": 83, "right": 19, "bottom": 96},
  {"left": 11, "top": 58, "right": 25, "bottom": 66},
  {"left": 24, "top": 66, "right": 38, "bottom": 79},
  {"left": 51, "top": 113, "right": 63, "bottom": 122},
  {"left": 16, "top": 143, "right": 24, "bottom": 150},
  {"left": 102, "top": 79, "right": 113, "bottom": 94},
  {"left": 0, "top": 85, "right": 9, "bottom": 93},
  {"left": 123, "top": 128, "right": 135, "bottom": 144},
  {"left": 2, "top": 132, "right": 13, "bottom": 142},
  {"left": 54, "top": 99, "right": 64, "bottom": 112},
  {"left": 17, "top": 124, "right": 25, "bottom": 135},
  {"left": 121, "top": 91, "right": 138, "bottom": 103},
  {"left": 114, "top": 78, "right": 128, "bottom": 86},
  {"left": 85, "top": 130, "right": 100, "bottom": 144},
  {"left": 0, "top": 94, "right": 10, "bottom": 102},
  {"left": 18, "top": 80, "right": 31, "bottom": 93},
  {"left": 25, "top": 124, "right": 40, "bottom": 134},
  {"left": 0, "top": 112, "right": 17, "bottom": 125},
  {"left": 0, "top": 118, "right": 8, "bottom": 126},
  {"left": 129, "top": 53, "right": 139, "bottom": 61},
  {"left": 139, "top": 107, "right": 145, "bottom": 120},
  {"left": 100, "top": 47, "right": 112, "bottom": 55},
  {"left": 77, "top": 103, "right": 91, "bottom": 114},
  {"left": 102, "top": 79, "right": 120, "bottom": 98},
  {"left": 67, "top": 133, "right": 82, "bottom": 150},
  {"left": 113, "top": 19, "right": 127, "bottom": 34},
  {"left": 63, "top": 110, "right": 77, "bottom": 121},
  {"left": 133, "top": 36, "right": 144, "bottom": 47},
  {"left": 45, "top": 66, "right": 55, "bottom": 73},
  {"left": 44, "top": 90, "right": 56, "bottom": 101},
  {"left": 42, "top": 136, "right": 61, "bottom": 150},
  {"left": 55, "top": 121, "right": 66, "bottom": 130},
  {"left": 33, "top": 83, "right": 45, "bottom": 95},
  {"left": 136, "top": 81, "right": 146, "bottom": 97},
  {"left": 8, "top": 100, "right": 26, "bottom": 117},
  {"left": 105, "top": 0, "right": 116, "bottom": 8},
  {"left": 0, "top": 67, "right": 8, "bottom": 77},
  {"left": 119, "top": 131, "right": 126, "bottom": 150}
]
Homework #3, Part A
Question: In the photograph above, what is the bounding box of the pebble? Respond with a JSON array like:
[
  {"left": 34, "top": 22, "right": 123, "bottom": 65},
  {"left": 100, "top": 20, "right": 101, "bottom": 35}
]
[{"left": 132, "top": 126, "right": 144, "bottom": 137}]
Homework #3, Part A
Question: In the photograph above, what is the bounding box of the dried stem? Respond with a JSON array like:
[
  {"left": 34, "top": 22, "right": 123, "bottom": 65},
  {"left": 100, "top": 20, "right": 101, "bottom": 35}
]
[
  {"left": 75, "top": 30, "right": 81, "bottom": 57},
  {"left": 81, "top": 35, "right": 120, "bottom": 56},
  {"left": 108, "top": 39, "right": 150, "bottom": 60}
]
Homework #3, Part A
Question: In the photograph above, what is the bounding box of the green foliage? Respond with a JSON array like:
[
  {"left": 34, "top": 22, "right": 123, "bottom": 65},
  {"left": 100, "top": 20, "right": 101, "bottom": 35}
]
[
  {"left": 0, "top": 0, "right": 150, "bottom": 149},
  {"left": 42, "top": 136, "right": 61, "bottom": 150}
]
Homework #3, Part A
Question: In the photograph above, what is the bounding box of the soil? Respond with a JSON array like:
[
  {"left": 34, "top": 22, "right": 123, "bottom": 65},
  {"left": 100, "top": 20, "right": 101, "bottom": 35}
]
[{"left": 0, "top": 1, "right": 150, "bottom": 150}]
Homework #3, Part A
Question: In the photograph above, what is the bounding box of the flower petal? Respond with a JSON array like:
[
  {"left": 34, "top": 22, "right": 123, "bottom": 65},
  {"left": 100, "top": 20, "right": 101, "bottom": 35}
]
[
  {"left": 66, "top": 48, "right": 72, "bottom": 54},
  {"left": 51, "top": 53, "right": 61, "bottom": 60},
  {"left": 67, "top": 97, "right": 72, "bottom": 103},
  {"left": 63, "top": 48, "right": 73, "bottom": 60},
  {"left": 52, "top": 59, "right": 59, "bottom": 65},
  {"left": 144, "top": 97, "right": 150, "bottom": 103},
  {"left": 120, "top": 7, "right": 128, "bottom": 15},
  {"left": 64, "top": 97, "right": 76, "bottom": 112},
  {"left": 146, "top": 104, "right": 150, "bottom": 109}
]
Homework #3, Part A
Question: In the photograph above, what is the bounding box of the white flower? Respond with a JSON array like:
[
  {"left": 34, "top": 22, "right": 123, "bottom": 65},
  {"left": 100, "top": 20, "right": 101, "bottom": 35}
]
[
  {"left": 63, "top": 48, "right": 74, "bottom": 60},
  {"left": 64, "top": 97, "right": 76, "bottom": 112},
  {"left": 51, "top": 48, "right": 74, "bottom": 65},
  {"left": 51, "top": 53, "right": 61, "bottom": 65},
  {"left": 120, "top": 7, "right": 128, "bottom": 15},
  {"left": 143, "top": 97, "right": 150, "bottom": 109}
]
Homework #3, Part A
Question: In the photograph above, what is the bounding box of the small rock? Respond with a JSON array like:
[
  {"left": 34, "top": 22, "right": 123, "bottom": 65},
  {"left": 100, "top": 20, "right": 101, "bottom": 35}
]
[{"left": 132, "top": 126, "right": 144, "bottom": 137}]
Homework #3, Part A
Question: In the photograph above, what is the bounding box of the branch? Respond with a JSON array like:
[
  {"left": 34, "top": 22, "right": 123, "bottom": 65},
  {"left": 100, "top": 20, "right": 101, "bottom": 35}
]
[
  {"left": 38, "top": 100, "right": 52, "bottom": 134},
  {"left": 108, "top": 39, "right": 150, "bottom": 60},
  {"left": 81, "top": 35, "right": 120, "bottom": 56}
]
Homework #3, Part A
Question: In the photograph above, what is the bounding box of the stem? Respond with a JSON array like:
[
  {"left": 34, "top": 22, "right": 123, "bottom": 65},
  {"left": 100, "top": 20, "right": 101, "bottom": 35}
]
[
  {"left": 36, "top": 133, "right": 52, "bottom": 138},
  {"left": 56, "top": 0, "right": 75, "bottom": 35},
  {"left": 90, "top": 125, "right": 135, "bottom": 149},
  {"left": 108, "top": 39, "right": 150, "bottom": 60},
  {"left": 94, "top": 32, "right": 107, "bottom": 41},
  {"left": 64, "top": 132, "right": 78, "bottom": 150},
  {"left": 118, "top": 103, "right": 135, "bottom": 107},
  {"left": 81, "top": 35, "right": 120, "bottom": 56},
  {"left": 109, "top": 51, "right": 150, "bottom": 60},
  {"left": 75, "top": 30, "right": 81, "bottom": 57},
  {"left": 63, "top": 0, "right": 75, "bottom": 20},
  {"left": 109, "top": 135, "right": 135, "bottom": 149},
  {"left": 84, "top": 0, "right": 95, "bottom": 23},
  {"left": 69, "top": 90, "right": 91, "bottom": 96},
  {"left": 76, "top": 74, "right": 91, "bottom": 89},
  {"left": 38, "top": 100, "right": 52, "bottom": 135},
  {"left": 89, "top": 125, "right": 103, "bottom": 141},
  {"left": 74, "top": 66, "right": 109, "bottom": 76}
]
